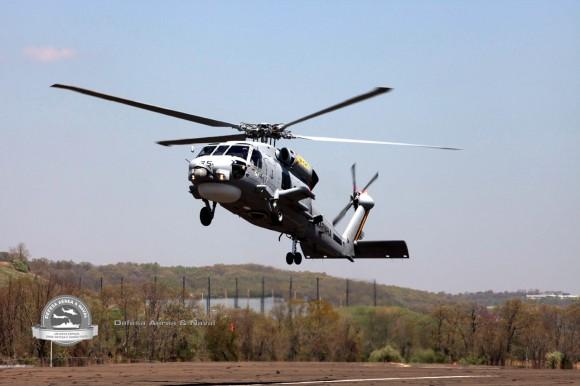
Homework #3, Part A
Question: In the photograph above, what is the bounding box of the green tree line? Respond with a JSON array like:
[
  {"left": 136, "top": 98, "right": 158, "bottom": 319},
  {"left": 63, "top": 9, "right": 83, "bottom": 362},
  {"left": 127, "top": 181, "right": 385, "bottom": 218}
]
[{"left": 0, "top": 274, "right": 578, "bottom": 368}]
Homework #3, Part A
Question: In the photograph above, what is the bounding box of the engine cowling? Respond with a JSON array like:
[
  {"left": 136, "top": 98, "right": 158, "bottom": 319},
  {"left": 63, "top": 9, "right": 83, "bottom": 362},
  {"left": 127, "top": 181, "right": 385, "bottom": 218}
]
[{"left": 277, "top": 147, "right": 319, "bottom": 189}]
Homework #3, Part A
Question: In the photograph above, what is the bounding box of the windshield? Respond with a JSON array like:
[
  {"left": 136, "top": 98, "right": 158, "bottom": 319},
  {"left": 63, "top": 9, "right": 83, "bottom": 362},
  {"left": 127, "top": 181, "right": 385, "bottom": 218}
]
[
  {"left": 196, "top": 145, "right": 216, "bottom": 157},
  {"left": 225, "top": 145, "right": 250, "bottom": 160},
  {"left": 212, "top": 145, "right": 229, "bottom": 156}
]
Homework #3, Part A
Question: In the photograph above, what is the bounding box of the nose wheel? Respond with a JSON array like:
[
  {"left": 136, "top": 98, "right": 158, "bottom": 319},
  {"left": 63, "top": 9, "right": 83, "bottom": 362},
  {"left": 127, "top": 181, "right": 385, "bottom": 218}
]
[
  {"left": 286, "top": 238, "right": 302, "bottom": 265},
  {"left": 200, "top": 200, "right": 216, "bottom": 226}
]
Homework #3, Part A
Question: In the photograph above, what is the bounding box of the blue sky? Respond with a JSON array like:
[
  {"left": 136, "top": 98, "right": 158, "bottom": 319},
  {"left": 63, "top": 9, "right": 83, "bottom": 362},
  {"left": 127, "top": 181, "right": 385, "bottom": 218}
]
[{"left": 1, "top": 1, "right": 579, "bottom": 293}]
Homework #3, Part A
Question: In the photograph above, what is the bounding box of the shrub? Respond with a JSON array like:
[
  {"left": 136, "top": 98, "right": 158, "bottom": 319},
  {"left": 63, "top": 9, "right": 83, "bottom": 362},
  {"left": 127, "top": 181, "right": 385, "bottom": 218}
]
[
  {"left": 410, "top": 348, "right": 447, "bottom": 364},
  {"left": 369, "top": 344, "right": 403, "bottom": 363},
  {"left": 546, "top": 351, "right": 564, "bottom": 369},
  {"left": 12, "top": 259, "right": 29, "bottom": 273},
  {"left": 459, "top": 354, "right": 486, "bottom": 365}
]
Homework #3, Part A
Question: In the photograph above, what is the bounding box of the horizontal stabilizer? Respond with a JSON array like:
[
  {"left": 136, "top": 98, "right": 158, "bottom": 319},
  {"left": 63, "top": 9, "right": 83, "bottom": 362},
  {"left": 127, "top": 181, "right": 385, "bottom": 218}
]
[{"left": 354, "top": 240, "right": 409, "bottom": 259}]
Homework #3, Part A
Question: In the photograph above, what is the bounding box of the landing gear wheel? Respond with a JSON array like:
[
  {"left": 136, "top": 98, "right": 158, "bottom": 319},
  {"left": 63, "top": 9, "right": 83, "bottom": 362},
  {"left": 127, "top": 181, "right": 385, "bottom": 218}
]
[
  {"left": 294, "top": 252, "right": 302, "bottom": 265},
  {"left": 286, "top": 252, "right": 294, "bottom": 265},
  {"left": 200, "top": 206, "right": 213, "bottom": 226}
]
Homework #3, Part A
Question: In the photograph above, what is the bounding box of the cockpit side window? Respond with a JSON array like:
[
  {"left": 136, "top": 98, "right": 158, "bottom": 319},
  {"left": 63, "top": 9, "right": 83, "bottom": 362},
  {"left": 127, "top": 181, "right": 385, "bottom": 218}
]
[
  {"left": 225, "top": 145, "right": 250, "bottom": 160},
  {"left": 250, "top": 149, "right": 262, "bottom": 168},
  {"left": 212, "top": 145, "right": 230, "bottom": 156},
  {"left": 196, "top": 145, "right": 216, "bottom": 158}
]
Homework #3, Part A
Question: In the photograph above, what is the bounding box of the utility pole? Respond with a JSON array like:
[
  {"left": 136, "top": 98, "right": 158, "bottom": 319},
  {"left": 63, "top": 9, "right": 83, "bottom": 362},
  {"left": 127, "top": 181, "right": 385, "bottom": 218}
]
[
  {"left": 99, "top": 277, "right": 103, "bottom": 295},
  {"left": 260, "top": 276, "right": 265, "bottom": 314},
  {"left": 206, "top": 277, "right": 211, "bottom": 314},
  {"left": 234, "top": 278, "right": 239, "bottom": 309}
]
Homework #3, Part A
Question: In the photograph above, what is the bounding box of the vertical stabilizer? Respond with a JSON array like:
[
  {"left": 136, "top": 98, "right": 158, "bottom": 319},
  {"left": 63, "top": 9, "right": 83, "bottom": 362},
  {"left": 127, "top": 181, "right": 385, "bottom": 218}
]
[{"left": 341, "top": 192, "right": 374, "bottom": 242}]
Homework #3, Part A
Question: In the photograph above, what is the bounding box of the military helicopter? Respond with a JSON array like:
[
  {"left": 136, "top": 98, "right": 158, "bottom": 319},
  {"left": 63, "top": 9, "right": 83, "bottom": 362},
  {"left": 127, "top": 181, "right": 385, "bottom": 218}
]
[{"left": 52, "top": 84, "right": 460, "bottom": 265}]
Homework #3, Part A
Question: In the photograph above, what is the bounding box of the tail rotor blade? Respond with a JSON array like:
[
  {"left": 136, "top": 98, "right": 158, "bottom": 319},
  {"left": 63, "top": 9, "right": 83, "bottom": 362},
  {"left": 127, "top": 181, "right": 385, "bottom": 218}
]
[
  {"left": 362, "top": 172, "right": 379, "bottom": 192},
  {"left": 351, "top": 163, "right": 357, "bottom": 195},
  {"left": 333, "top": 201, "right": 353, "bottom": 226}
]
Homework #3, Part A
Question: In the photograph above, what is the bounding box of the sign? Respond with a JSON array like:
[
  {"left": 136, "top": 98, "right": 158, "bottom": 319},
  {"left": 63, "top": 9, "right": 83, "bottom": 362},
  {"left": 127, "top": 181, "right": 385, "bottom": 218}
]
[{"left": 32, "top": 295, "right": 98, "bottom": 346}]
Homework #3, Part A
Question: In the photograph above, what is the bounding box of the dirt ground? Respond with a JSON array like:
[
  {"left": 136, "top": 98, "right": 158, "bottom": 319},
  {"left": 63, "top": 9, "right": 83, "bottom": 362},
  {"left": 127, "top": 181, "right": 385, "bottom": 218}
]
[{"left": 1, "top": 362, "right": 579, "bottom": 386}]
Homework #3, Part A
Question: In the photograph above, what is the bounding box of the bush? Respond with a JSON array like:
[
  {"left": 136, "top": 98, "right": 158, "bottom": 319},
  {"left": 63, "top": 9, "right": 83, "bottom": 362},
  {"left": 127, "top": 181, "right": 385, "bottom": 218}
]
[
  {"left": 410, "top": 348, "right": 446, "bottom": 364},
  {"left": 546, "top": 351, "right": 564, "bottom": 369},
  {"left": 12, "top": 259, "right": 29, "bottom": 273},
  {"left": 459, "top": 354, "right": 486, "bottom": 365},
  {"left": 369, "top": 344, "right": 403, "bottom": 363}
]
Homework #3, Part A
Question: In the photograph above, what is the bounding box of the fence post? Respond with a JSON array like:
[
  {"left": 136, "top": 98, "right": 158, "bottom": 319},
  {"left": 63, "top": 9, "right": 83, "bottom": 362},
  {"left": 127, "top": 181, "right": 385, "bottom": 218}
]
[
  {"left": 316, "top": 277, "right": 320, "bottom": 301},
  {"left": 206, "top": 277, "right": 211, "bottom": 314},
  {"left": 373, "top": 279, "right": 377, "bottom": 307},
  {"left": 182, "top": 276, "right": 186, "bottom": 306},
  {"left": 234, "top": 278, "right": 239, "bottom": 309},
  {"left": 288, "top": 276, "right": 293, "bottom": 315},
  {"left": 260, "top": 277, "right": 265, "bottom": 314},
  {"left": 346, "top": 279, "right": 349, "bottom": 307}
]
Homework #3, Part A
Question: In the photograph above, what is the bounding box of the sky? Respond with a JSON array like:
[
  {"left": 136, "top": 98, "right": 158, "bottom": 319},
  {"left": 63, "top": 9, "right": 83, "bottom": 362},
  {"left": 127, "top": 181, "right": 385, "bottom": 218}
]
[{"left": 1, "top": 1, "right": 579, "bottom": 294}]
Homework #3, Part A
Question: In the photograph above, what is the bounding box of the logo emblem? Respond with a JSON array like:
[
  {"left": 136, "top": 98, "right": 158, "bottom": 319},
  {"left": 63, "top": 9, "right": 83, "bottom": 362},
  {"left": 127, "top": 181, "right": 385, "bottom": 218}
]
[{"left": 32, "top": 295, "right": 98, "bottom": 346}]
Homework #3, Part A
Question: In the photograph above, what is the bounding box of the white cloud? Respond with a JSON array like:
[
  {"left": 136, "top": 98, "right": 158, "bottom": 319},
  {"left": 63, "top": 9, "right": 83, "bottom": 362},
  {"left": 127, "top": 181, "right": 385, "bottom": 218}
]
[{"left": 23, "top": 46, "right": 76, "bottom": 63}]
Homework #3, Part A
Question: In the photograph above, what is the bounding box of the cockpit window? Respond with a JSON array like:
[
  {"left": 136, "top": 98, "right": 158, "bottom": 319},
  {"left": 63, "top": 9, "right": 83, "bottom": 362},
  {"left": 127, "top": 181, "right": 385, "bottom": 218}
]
[
  {"left": 250, "top": 149, "right": 262, "bottom": 168},
  {"left": 196, "top": 145, "right": 216, "bottom": 157},
  {"left": 225, "top": 145, "right": 250, "bottom": 160},
  {"left": 212, "top": 145, "right": 229, "bottom": 156}
]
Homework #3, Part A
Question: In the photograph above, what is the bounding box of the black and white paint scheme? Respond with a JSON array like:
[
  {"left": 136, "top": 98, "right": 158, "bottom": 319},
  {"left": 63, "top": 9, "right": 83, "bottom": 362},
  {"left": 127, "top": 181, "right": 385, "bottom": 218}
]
[{"left": 51, "top": 85, "right": 460, "bottom": 265}]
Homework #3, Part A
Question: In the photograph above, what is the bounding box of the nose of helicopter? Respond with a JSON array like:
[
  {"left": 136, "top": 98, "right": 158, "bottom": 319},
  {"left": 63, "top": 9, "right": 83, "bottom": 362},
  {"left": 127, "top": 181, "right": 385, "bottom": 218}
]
[{"left": 188, "top": 157, "right": 244, "bottom": 203}]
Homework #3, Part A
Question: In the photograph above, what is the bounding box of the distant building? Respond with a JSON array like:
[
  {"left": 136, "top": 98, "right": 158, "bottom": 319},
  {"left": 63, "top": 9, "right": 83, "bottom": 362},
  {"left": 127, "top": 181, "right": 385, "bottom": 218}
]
[{"left": 526, "top": 291, "right": 580, "bottom": 300}]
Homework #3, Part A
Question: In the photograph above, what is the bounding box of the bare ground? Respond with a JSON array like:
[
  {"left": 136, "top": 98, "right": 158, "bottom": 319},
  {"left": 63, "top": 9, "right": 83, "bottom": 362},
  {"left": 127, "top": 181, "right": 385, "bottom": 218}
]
[{"left": 1, "top": 362, "right": 579, "bottom": 386}]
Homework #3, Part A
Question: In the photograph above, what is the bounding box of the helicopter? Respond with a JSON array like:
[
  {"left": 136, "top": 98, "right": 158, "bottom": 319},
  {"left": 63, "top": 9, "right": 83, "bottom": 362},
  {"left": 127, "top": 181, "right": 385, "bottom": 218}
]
[{"left": 52, "top": 84, "right": 460, "bottom": 265}]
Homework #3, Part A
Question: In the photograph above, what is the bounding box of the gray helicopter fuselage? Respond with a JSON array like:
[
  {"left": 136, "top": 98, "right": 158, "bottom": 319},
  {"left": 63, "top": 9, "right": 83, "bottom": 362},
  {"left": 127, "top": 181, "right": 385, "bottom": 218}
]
[{"left": 187, "top": 140, "right": 358, "bottom": 258}]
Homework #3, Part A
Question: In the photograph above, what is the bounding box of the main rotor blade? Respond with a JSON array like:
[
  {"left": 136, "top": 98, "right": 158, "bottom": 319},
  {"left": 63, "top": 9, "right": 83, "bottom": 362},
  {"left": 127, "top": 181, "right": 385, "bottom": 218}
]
[
  {"left": 333, "top": 201, "right": 353, "bottom": 226},
  {"left": 281, "top": 87, "right": 392, "bottom": 129},
  {"left": 51, "top": 84, "right": 240, "bottom": 129},
  {"left": 292, "top": 134, "right": 462, "bottom": 150},
  {"left": 351, "top": 163, "right": 357, "bottom": 195},
  {"left": 157, "top": 134, "right": 247, "bottom": 147},
  {"left": 362, "top": 172, "right": 379, "bottom": 192}
]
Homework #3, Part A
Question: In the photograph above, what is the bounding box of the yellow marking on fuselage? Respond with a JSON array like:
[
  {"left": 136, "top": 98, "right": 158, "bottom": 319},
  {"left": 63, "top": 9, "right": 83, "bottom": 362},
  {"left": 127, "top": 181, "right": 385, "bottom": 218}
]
[
  {"left": 354, "top": 210, "right": 369, "bottom": 241},
  {"left": 295, "top": 155, "right": 310, "bottom": 169}
]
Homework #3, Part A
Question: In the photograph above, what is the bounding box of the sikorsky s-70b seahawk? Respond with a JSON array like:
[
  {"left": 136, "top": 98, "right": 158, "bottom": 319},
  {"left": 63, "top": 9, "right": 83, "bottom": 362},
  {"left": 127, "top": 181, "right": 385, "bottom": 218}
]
[{"left": 52, "top": 84, "right": 460, "bottom": 265}]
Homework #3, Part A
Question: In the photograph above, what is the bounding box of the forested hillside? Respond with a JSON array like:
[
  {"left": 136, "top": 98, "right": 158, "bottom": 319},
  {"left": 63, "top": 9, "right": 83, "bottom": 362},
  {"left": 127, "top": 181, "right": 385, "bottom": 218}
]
[{"left": 0, "top": 245, "right": 578, "bottom": 368}]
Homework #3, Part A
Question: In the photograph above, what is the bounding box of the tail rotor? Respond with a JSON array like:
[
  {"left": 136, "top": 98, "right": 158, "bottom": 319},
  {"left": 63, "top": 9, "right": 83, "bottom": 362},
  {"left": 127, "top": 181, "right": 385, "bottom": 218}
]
[{"left": 332, "top": 163, "right": 379, "bottom": 226}]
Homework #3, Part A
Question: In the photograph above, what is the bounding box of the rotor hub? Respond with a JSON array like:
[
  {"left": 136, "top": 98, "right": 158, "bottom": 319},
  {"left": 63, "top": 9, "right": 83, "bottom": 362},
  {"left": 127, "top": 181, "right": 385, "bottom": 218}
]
[{"left": 239, "top": 122, "right": 290, "bottom": 140}]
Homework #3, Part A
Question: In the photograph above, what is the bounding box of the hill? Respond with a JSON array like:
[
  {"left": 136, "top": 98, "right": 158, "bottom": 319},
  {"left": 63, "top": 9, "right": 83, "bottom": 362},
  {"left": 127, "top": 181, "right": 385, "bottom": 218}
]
[
  {"left": 25, "top": 258, "right": 456, "bottom": 312},
  {"left": 1, "top": 255, "right": 575, "bottom": 310},
  {"left": 0, "top": 261, "right": 33, "bottom": 286}
]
